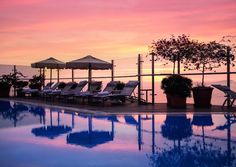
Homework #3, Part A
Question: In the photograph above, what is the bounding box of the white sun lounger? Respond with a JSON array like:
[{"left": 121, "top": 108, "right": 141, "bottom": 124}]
[{"left": 212, "top": 84, "right": 236, "bottom": 107}]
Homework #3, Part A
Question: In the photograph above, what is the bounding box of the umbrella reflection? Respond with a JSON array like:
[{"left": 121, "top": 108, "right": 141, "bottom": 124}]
[
  {"left": 32, "top": 110, "right": 72, "bottom": 139},
  {"left": 192, "top": 113, "right": 214, "bottom": 150},
  {"left": 28, "top": 106, "right": 46, "bottom": 124},
  {"left": 67, "top": 115, "right": 114, "bottom": 148}
]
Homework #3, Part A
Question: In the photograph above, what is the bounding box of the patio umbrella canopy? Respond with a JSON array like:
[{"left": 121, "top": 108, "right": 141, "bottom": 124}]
[
  {"left": 66, "top": 55, "right": 112, "bottom": 70},
  {"left": 31, "top": 57, "right": 66, "bottom": 84},
  {"left": 31, "top": 57, "right": 65, "bottom": 69},
  {"left": 66, "top": 55, "right": 112, "bottom": 90}
]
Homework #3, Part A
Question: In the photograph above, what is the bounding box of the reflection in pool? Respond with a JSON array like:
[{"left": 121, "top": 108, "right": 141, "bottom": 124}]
[{"left": 0, "top": 100, "right": 235, "bottom": 167}]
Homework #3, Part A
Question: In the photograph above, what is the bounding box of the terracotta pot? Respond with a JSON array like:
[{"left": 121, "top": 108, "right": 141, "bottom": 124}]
[
  {"left": 192, "top": 87, "right": 213, "bottom": 108},
  {"left": 0, "top": 84, "right": 11, "bottom": 97},
  {"left": 167, "top": 94, "right": 187, "bottom": 109},
  {"left": 166, "top": 93, "right": 172, "bottom": 106}
]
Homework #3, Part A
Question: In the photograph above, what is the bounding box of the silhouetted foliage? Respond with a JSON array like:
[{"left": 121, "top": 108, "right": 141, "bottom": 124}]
[
  {"left": 29, "top": 74, "right": 44, "bottom": 90},
  {"left": 150, "top": 34, "right": 196, "bottom": 74},
  {"left": 150, "top": 34, "right": 235, "bottom": 87},
  {"left": 161, "top": 75, "right": 192, "bottom": 98},
  {"left": 183, "top": 41, "right": 235, "bottom": 86}
]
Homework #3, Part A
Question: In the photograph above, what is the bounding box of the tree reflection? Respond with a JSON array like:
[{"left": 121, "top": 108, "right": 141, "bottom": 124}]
[
  {"left": 192, "top": 113, "right": 214, "bottom": 150},
  {"left": 161, "top": 114, "right": 192, "bottom": 150},
  {"left": 148, "top": 113, "right": 236, "bottom": 167},
  {"left": 0, "top": 101, "right": 28, "bottom": 127}
]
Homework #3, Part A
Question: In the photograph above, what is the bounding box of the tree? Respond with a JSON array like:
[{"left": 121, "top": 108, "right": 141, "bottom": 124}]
[
  {"left": 150, "top": 34, "right": 196, "bottom": 74},
  {"left": 184, "top": 41, "right": 235, "bottom": 86}
]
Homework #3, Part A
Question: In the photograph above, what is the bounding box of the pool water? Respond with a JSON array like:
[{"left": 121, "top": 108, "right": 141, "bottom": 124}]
[{"left": 0, "top": 100, "right": 236, "bottom": 167}]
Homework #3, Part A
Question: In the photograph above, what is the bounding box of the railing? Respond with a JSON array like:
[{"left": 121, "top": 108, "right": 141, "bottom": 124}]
[
  {"left": 1, "top": 54, "right": 235, "bottom": 107},
  {"left": 42, "top": 71, "right": 236, "bottom": 80}
]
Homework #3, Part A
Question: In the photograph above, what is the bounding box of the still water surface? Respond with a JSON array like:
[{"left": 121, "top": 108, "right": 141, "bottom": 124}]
[{"left": 0, "top": 100, "right": 236, "bottom": 167}]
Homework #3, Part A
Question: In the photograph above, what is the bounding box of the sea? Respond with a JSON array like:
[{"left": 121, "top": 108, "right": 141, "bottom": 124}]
[{"left": 0, "top": 64, "right": 235, "bottom": 106}]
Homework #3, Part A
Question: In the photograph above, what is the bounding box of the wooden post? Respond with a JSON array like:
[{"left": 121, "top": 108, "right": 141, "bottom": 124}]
[
  {"left": 50, "top": 68, "right": 52, "bottom": 85},
  {"left": 72, "top": 69, "right": 74, "bottom": 82},
  {"left": 43, "top": 68, "right": 45, "bottom": 86},
  {"left": 39, "top": 68, "right": 42, "bottom": 76},
  {"left": 88, "top": 115, "right": 92, "bottom": 133},
  {"left": 13, "top": 65, "right": 17, "bottom": 97},
  {"left": 151, "top": 53, "right": 155, "bottom": 105},
  {"left": 111, "top": 60, "right": 114, "bottom": 81},
  {"left": 57, "top": 69, "right": 60, "bottom": 82},
  {"left": 152, "top": 114, "right": 155, "bottom": 154},
  {"left": 138, "top": 54, "right": 142, "bottom": 104},
  {"left": 177, "top": 54, "right": 180, "bottom": 74},
  {"left": 227, "top": 115, "right": 232, "bottom": 166},
  {"left": 138, "top": 114, "right": 142, "bottom": 151},
  {"left": 88, "top": 64, "right": 92, "bottom": 91},
  {"left": 227, "top": 47, "right": 231, "bottom": 108}
]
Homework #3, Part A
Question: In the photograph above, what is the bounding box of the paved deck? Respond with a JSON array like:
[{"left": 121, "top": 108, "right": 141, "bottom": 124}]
[{"left": 1, "top": 97, "right": 235, "bottom": 115}]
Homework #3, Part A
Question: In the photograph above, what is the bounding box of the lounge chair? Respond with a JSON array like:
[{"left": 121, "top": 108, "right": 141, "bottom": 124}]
[
  {"left": 75, "top": 81, "right": 102, "bottom": 96},
  {"left": 23, "top": 82, "right": 54, "bottom": 96},
  {"left": 60, "top": 80, "right": 88, "bottom": 97},
  {"left": 74, "top": 81, "right": 102, "bottom": 103},
  {"left": 49, "top": 82, "right": 77, "bottom": 96},
  {"left": 93, "top": 81, "right": 139, "bottom": 104},
  {"left": 40, "top": 82, "right": 65, "bottom": 98},
  {"left": 92, "top": 81, "right": 120, "bottom": 102},
  {"left": 212, "top": 84, "right": 236, "bottom": 107},
  {"left": 95, "top": 81, "right": 120, "bottom": 95}
]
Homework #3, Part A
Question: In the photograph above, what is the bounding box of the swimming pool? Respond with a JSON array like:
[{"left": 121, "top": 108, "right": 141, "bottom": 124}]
[{"left": 0, "top": 100, "right": 235, "bottom": 167}]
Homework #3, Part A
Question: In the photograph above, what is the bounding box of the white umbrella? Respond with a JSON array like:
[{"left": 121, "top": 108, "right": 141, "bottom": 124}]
[
  {"left": 31, "top": 57, "right": 65, "bottom": 84},
  {"left": 66, "top": 55, "right": 112, "bottom": 90}
]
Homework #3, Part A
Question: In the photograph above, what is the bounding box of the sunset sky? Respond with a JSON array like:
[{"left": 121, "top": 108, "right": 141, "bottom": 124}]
[{"left": 1, "top": 0, "right": 236, "bottom": 66}]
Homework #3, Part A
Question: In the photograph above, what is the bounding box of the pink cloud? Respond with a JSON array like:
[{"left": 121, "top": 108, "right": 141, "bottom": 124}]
[{"left": 0, "top": 0, "right": 236, "bottom": 65}]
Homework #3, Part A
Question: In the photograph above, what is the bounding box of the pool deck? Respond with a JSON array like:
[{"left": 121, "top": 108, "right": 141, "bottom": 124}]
[{"left": 1, "top": 97, "right": 235, "bottom": 115}]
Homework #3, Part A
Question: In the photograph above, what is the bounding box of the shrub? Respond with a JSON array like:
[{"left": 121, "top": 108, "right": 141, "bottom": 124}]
[{"left": 161, "top": 75, "right": 192, "bottom": 98}]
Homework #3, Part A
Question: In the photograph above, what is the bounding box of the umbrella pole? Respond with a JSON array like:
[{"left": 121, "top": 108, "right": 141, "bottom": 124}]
[
  {"left": 50, "top": 68, "right": 52, "bottom": 85},
  {"left": 88, "top": 64, "right": 92, "bottom": 91},
  {"left": 88, "top": 115, "right": 92, "bottom": 133},
  {"left": 57, "top": 111, "right": 60, "bottom": 126},
  {"left": 50, "top": 110, "right": 52, "bottom": 127},
  {"left": 111, "top": 60, "right": 114, "bottom": 81},
  {"left": 72, "top": 113, "right": 75, "bottom": 129},
  {"left": 43, "top": 68, "right": 45, "bottom": 86},
  {"left": 57, "top": 69, "right": 60, "bottom": 82},
  {"left": 72, "top": 69, "right": 74, "bottom": 82},
  {"left": 39, "top": 68, "right": 42, "bottom": 76}
]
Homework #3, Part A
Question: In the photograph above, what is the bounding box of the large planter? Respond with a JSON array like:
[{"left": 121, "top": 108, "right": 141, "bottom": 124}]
[
  {"left": 166, "top": 93, "right": 172, "bottom": 106},
  {"left": 17, "top": 89, "right": 25, "bottom": 97},
  {"left": 0, "top": 83, "right": 11, "bottom": 97},
  {"left": 166, "top": 94, "right": 187, "bottom": 109},
  {"left": 192, "top": 87, "right": 213, "bottom": 108}
]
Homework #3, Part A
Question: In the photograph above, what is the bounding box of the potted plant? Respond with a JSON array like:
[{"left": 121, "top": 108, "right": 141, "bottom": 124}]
[
  {"left": 0, "top": 69, "right": 26, "bottom": 97},
  {"left": 184, "top": 41, "right": 233, "bottom": 108},
  {"left": 161, "top": 75, "right": 192, "bottom": 108},
  {"left": 29, "top": 75, "right": 44, "bottom": 90},
  {"left": 15, "top": 81, "right": 28, "bottom": 97},
  {"left": 116, "top": 82, "right": 125, "bottom": 90},
  {"left": 0, "top": 74, "right": 12, "bottom": 97}
]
